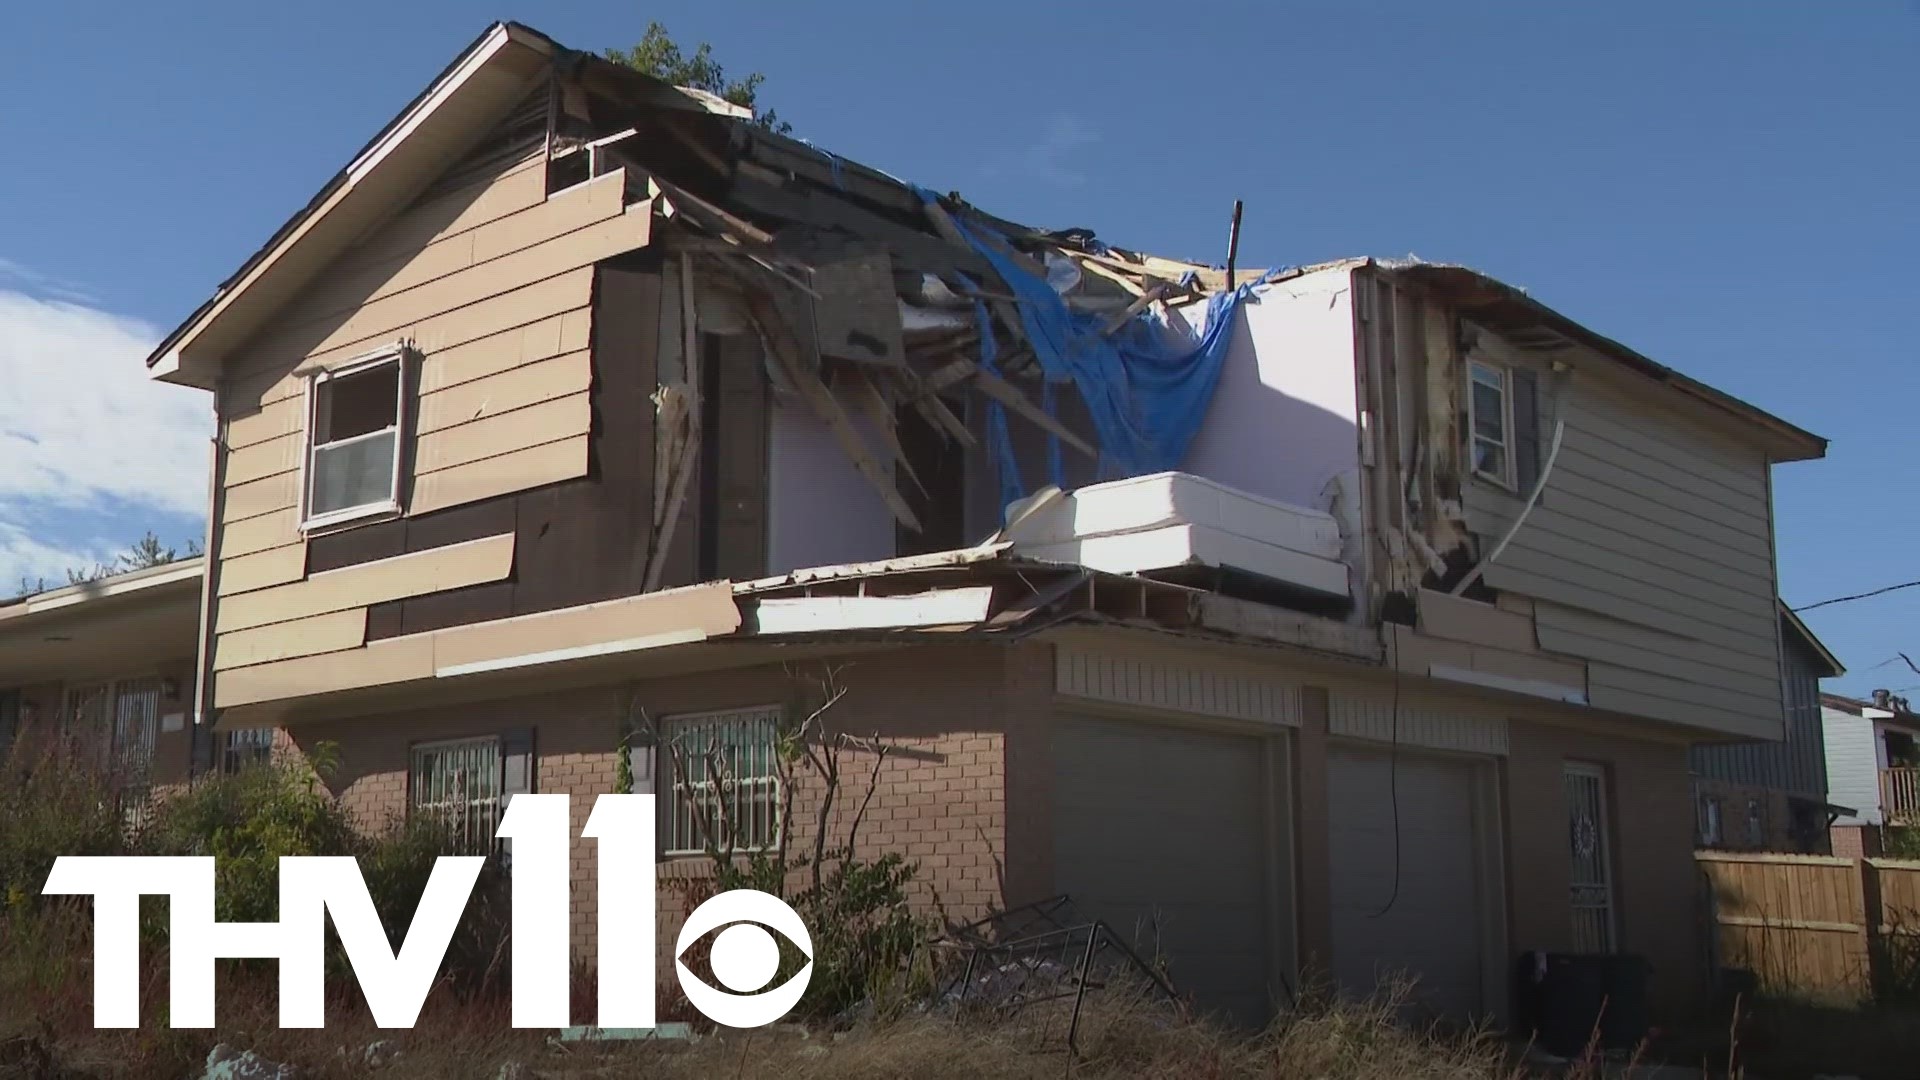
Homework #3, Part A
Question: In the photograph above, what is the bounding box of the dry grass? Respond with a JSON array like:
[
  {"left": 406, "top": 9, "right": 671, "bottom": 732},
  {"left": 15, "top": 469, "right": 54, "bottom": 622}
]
[{"left": 0, "top": 968, "right": 1580, "bottom": 1080}]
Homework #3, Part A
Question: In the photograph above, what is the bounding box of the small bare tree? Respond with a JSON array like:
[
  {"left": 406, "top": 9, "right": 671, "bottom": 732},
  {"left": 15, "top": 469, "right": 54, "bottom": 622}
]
[{"left": 623, "top": 663, "right": 923, "bottom": 1016}]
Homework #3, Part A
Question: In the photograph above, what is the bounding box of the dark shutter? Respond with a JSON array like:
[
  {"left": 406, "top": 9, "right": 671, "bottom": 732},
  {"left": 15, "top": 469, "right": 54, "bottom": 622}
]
[
  {"left": 1511, "top": 367, "right": 1542, "bottom": 492},
  {"left": 502, "top": 728, "right": 536, "bottom": 801}
]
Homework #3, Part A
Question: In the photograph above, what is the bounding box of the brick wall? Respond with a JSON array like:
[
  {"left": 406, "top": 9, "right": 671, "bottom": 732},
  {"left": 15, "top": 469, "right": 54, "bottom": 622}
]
[
  {"left": 1506, "top": 717, "right": 1705, "bottom": 1020},
  {"left": 284, "top": 642, "right": 1048, "bottom": 968},
  {"left": 1831, "top": 823, "right": 1881, "bottom": 860}
]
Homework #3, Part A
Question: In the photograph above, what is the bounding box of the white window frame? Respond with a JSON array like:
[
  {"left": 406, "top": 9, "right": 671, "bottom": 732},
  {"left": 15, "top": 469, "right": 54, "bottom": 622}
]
[
  {"left": 1466, "top": 358, "right": 1517, "bottom": 490},
  {"left": 408, "top": 735, "right": 505, "bottom": 855},
  {"left": 299, "top": 344, "right": 410, "bottom": 532},
  {"left": 660, "top": 706, "right": 784, "bottom": 857}
]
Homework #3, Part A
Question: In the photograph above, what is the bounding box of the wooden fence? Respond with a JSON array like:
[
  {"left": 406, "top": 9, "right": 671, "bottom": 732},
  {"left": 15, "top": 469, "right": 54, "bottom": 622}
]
[{"left": 1697, "top": 850, "right": 1920, "bottom": 1001}]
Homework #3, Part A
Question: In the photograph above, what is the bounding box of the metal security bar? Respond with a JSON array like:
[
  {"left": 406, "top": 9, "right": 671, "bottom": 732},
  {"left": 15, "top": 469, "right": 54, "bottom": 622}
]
[
  {"left": 662, "top": 707, "right": 782, "bottom": 855},
  {"left": 110, "top": 678, "right": 162, "bottom": 832},
  {"left": 222, "top": 727, "right": 277, "bottom": 774},
  {"left": 409, "top": 737, "right": 504, "bottom": 855},
  {"left": 1564, "top": 763, "right": 1617, "bottom": 953}
]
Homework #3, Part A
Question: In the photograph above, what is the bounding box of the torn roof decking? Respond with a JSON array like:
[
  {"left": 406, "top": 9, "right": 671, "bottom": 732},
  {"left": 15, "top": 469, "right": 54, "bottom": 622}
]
[{"left": 146, "top": 18, "right": 1823, "bottom": 473}]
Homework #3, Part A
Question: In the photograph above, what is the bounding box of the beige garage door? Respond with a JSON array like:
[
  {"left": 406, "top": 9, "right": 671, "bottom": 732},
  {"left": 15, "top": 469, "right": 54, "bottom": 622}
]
[
  {"left": 1051, "top": 714, "right": 1283, "bottom": 1027},
  {"left": 1328, "top": 743, "right": 1486, "bottom": 1021}
]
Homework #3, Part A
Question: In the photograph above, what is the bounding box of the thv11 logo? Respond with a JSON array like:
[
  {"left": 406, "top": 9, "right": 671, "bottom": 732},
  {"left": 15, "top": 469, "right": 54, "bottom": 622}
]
[{"left": 43, "top": 793, "right": 810, "bottom": 1030}]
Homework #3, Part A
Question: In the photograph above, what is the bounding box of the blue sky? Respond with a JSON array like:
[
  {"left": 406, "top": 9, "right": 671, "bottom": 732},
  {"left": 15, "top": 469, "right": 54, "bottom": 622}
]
[{"left": 0, "top": 2, "right": 1914, "bottom": 694}]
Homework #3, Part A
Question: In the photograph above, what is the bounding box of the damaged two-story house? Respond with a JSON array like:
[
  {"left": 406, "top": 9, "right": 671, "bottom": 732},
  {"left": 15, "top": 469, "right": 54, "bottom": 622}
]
[{"left": 145, "top": 22, "right": 1826, "bottom": 1029}]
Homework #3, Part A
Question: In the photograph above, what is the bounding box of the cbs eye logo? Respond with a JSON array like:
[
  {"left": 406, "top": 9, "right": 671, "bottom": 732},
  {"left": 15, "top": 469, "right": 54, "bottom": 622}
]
[{"left": 675, "top": 890, "right": 814, "bottom": 1027}]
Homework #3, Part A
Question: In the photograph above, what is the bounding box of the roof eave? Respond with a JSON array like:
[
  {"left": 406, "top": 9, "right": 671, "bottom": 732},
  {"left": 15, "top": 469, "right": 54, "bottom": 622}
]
[
  {"left": 146, "top": 21, "right": 550, "bottom": 385},
  {"left": 1379, "top": 261, "right": 1828, "bottom": 463},
  {"left": 1779, "top": 600, "right": 1845, "bottom": 678}
]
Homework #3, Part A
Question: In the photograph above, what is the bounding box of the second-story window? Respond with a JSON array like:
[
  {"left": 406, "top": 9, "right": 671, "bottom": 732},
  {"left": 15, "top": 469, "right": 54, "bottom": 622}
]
[
  {"left": 303, "top": 348, "right": 407, "bottom": 529},
  {"left": 1467, "top": 358, "right": 1515, "bottom": 488}
]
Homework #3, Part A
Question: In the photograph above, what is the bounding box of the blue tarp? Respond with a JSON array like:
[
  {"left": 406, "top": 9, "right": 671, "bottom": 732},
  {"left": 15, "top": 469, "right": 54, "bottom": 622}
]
[{"left": 921, "top": 191, "right": 1273, "bottom": 508}]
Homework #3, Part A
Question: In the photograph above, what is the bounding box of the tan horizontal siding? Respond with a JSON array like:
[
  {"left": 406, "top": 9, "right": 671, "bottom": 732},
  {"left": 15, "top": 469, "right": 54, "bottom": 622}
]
[
  {"left": 216, "top": 544, "right": 307, "bottom": 597},
  {"left": 214, "top": 636, "right": 436, "bottom": 709},
  {"left": 213, "top": 609, "right": 369, "bottom": 671},
  {"left": 417, "top": 308, "right": 592, "bottom": 395},
  {"left": 223, "top": 470, "right": 299, "bottom": 524},
  {"left": 242, "top": 201, "right": 650, "bottom": 372},
  {"left": 1533, "top": 601, "right": 1781, "bottom": 682},
  {"left": 1480, "top": 562, "right": 1774, "bottom": 657},
  {"left": 1493, "top": 534, "right": 1776, "bottom": 626},
  {"left": 221, "top": 509, "right": 300, "bottom": 559},
  {"left": 336, "top": 153, "right": 548, "bottom": 273},
  {"left": 215, "top": 532, "right": 515, "bottom": 634},
  {"left": 1585, "top": 672, "right": 1777, "bottom": 742},
  {"left": 1486, "top": 502, "right": 1773, "bottom": 597},
  {"left": 1549, "top": 443, "right": 1771, "bottom": 539},
  {"left": 225, "top": 395, "right": 303, "bottom": 451},
  {"left": 279, "top": 170, "right": 626, "bottom": 335},
  {"left": 1587, "top": 659, "right": 1780, "bottom": 721},
  {"left": 224, "top": 431, "right": 302, "bottom": 489},
  {"left": 230, "top": 268, "right": 596, "bottom": 412},
  {"left": 415, "top": 391, "right": 592, "bottom": 475},
  {"left": 1558, "top": 412, "right": 1767, "bottom": 507},
  {"left": 1536, "top": 466, "right": 1772, "bottom": 562},
  {"left": 1573, "top": 388, "right": 1769, "bottom": 478},
  {"left": 408, "top": 434, "right": 588, "bottom": 516},
  {"left": 416, "top": 350, "right": 592, "bottom": 435}
]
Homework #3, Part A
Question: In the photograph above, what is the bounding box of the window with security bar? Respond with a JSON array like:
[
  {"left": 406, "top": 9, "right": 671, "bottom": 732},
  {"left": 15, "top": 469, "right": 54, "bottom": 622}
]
[
  {"left": 222, "top": 727, "right": 276, "bottom": 774},
  {"left": 409, "top": 737, "right": 505, "bottom": 855},
  {"left": 661, "top": 707, "right": 783, "bottom": 855},
  {"left": 59, "top": 679, "right": 163, "bottom": 831}
]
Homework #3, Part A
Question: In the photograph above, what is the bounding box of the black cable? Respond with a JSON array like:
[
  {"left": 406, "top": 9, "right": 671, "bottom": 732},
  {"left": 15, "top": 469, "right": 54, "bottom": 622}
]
[
  {"left": 1367, "top": 632, "right": 1403, "bottom": 919},
  {"left": 1792, "top": 579, "right": 1920, "bottom": 613}
]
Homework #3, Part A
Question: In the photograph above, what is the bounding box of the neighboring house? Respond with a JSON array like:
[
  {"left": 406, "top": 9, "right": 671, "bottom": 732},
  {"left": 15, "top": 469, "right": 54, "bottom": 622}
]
[
  {"left": 0, "top": 559, "right": 227, "bottom": 810},
  {"left": 140, "top": 22, "right": 1828, "bottom": 1028},
  {"left": 1689, "top": 604, "right": 1845, "bottom": 852},
  {"left": 1823, "top": 691, "right": 1920, "bottom": 858}
]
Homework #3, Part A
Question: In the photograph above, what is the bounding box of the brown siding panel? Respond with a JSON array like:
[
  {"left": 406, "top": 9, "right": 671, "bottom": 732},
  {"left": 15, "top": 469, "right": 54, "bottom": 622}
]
[{"left": 209, "top": 114, "right": 667, "bottom": 711}]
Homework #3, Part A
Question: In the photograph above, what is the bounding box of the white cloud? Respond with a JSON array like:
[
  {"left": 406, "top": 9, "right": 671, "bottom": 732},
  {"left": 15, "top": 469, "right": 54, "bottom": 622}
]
[
  {"left": 981, "top": 115, "right": 1099, "bottom": 187},
  {"left": 0, "top": 288, "right": 209, "bottom": 520},
  {"left": 0, "top": 520, "right": 116, "bottom": 597}
]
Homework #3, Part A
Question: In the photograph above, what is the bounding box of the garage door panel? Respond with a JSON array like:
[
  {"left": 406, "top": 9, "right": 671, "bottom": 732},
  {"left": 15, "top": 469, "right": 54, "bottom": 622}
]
[
  {"left": 1328, "top": 745, "right": 1486, "bottom": 1022},
  {"left": 1051, "top": 714, "right": 1283, "bottom": 1028}
]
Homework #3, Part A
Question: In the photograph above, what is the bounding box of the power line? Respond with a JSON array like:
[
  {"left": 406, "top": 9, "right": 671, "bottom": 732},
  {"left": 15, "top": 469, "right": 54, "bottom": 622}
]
[{"left": 1791, "top": 579, "right": 1920, "bottom": 613}]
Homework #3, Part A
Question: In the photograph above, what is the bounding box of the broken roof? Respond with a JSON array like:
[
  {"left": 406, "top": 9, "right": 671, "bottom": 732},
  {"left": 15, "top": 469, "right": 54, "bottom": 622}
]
[{"left": 145, "top": 21, "right": 1825, "bottom": 465}]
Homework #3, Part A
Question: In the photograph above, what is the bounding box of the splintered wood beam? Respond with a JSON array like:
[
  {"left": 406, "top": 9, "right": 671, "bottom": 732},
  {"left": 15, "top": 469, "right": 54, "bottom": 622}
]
[
  {"left": 912, "top": 392, "right": 975, "bottom": 447},
  {"left": 953, "top": 360, "right": 1097, "bottom": 459},
  {"left": 651, "top": 384, "right": 689, "bottom": 528},
  {"left": 646, "top": 172, "right": 776, "bottom": 246},
  {"left": 643, "top": 253, "right": 704, "bottom": 592},
  {"left": 924, "top": 357, "right": 979, "bottom": 394},
  {"left": 848, "top": 371, "right": 926, "bottom": 497},
  {"left": 1100, "top": 282, "right": 1174, "bottom": 337},
  {"left": 1072, "top": 256, "right": 1149, "bottom": 297},
  {"left": 744, "top": 291, "right": 923, "bottom": 533},
  {"left": 920, "top": 198, "right": 1041, "bottom": 376}
]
